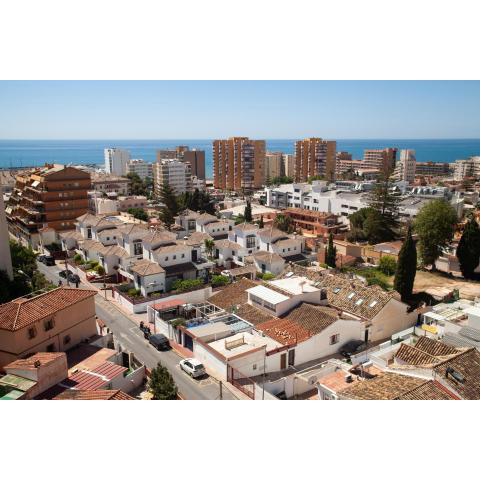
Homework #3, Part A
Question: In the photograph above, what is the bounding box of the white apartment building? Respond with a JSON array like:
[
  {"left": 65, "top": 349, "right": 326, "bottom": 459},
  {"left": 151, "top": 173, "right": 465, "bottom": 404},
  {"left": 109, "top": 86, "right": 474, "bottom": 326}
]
[
  {"left": 126, "top": 159, "right": 153, "bottom": 180},
  {"left": 394, "top": 149, "right": 416, "bottom": 183},
  {"left": 153, "top": 159, "right": 192, "bottom": 196},
  {"left": 104, "top": 148, "right": 130, "bottom": 176},
  {"left": 265, "top": 181, "right": 464, "bottom": 223},
  {"left": 453, "top": 156, "right": 480, "bottom": 181},
  {"left": 0, "top": 191, "right": 13, "bottom": 279}
]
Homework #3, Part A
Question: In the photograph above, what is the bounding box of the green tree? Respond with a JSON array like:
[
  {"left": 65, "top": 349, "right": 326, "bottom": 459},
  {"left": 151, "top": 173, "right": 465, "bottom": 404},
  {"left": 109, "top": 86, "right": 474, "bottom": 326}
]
[
  {"left": 157, "top": 182, "right": 179, "bottom": 230},
  {"left": 456, "top": 216, "right": 480, "bottom": 279},
  {"left": 378, "top": 255, "right": 397, "bottom": 276},
  {"left": 258, "top": 215, "right": 264, "bottom": 229},
  {"left": 325, "top": 233, "right": 337, "bottom": 268},
  {"left": 394, "top": 226, "right": 417, "bottom": 301},
  {"left": 363, "top": 209, "right": 396, "bottom": 244},
  {"left": 367, "top": 173, "right": 400, "bottom": 235},
  {"left": 244, "top": 201, "right": 253, "bottom": 223},
  {"left": 148, "top": 362, "right": 178, "bottom": 400},
  {"left": 271, "top": 176, "right": 293, "bottom": 185},
  {"left": 274, "top": 213, "right": 294, "bottom": 233},
  {"left": 414, "top": 199, "right": 457, "bottom": 268},
  {"left": 204, "top": 238, "right": 215, "bottom": 259},
  {"left": 127, "top": 207, "right": 149, "bottom": 222},
  {"left": 10, "top": 240, "right": 37, "bottom": 276},
  {"left": 307, "top": 175, "right": 325, "bottom": 184}
]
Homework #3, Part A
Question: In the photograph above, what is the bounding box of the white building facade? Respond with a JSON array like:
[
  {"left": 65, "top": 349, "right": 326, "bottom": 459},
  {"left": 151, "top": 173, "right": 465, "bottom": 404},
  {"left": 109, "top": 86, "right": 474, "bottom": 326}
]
[{"left": 104, "top": 148, "right": 130, "bottom": 176}]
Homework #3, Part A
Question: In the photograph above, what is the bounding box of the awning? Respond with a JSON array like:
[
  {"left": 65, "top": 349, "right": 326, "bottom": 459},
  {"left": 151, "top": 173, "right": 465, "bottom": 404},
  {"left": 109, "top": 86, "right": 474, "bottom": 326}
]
[{"left": 152, "top": 298, "right": 186, "bottom": 312}]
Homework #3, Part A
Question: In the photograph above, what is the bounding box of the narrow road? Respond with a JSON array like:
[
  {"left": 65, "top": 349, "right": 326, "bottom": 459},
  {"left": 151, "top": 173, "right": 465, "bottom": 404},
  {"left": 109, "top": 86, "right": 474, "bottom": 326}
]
[{"left": 37, "top": 260, "right": 235, "bottom": 400}]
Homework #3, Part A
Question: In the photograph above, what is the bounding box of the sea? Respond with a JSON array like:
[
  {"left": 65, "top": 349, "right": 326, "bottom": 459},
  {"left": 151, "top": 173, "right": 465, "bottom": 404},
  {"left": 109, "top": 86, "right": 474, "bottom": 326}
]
[{"left": 1, "top": 139, "right": 480, "bottom": 178}]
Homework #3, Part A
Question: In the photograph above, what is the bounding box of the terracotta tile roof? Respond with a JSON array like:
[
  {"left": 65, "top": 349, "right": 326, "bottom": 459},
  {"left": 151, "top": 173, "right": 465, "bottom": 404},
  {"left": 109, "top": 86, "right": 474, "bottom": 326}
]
[
  {"left": 196, "top": 212, "right": 217, "bottom": 222},
  {"left": 62, "top": 361, "right": 127, "bottom": 390},
  {"left": 214, "top": 239, "right": 241, "bottom": 250},
  {"left": 340, "top": 372, "right": 426, "bottom": 400},
  {"left": 176, "top": 209, "right": 200, "bottom": 219},
  {"left": 256, "top": 317, "right": 311, "bottom": 345},
  {"left": 235, "top": 303, "right": 276, "bottom": 326},
  {"left": 5, "top": 352, "right": 66, "bottom": 371},
  {"left": 397, "top": 381, "right": 458, "bottom": 400},
  {"left": 433, "top": 348, "right": 480, "bottom": 400},
  {"left": 233, "top": 223, "right": 258, "bottom": 232},
  {"left": 130, "top": 259, "right": 165, "bottom": 276},
  {"left": 143, "top": 230, "right": 177, "bottom": 244},
  {"left": 283, "top": 265, "right": 394, "bottom": 320},
  {"left": 116, "top": 223, "right": 150, "bottom": 237},
  {"left": 273, "top": 238, "right": 302, "bottom": 249},
  {"left": 258, "top": 226, "right": 288, "bottom": 240},
  {"left": 59, "top": 230, "right": 84, "bottom": 240},
  {"left": 97, "top": 245, "right": 129, "bottom": 258},
  {"left": 184, "top": 231, "right": 213, "bottom": 246},
  {"left": 54, "top": 389, "right": 134, "bottom": 400},
  {"left": 208, "top": 278, "right": 260, "bottom": 310},
  {"left": 78, "top": 239, "right": 104, "bottom": 251},
  {"left": 395, "top": 343, "right": 439, "bottom": 365},
  {"left": 253, "top": 251, "right": 285, "bottom": 264},
  {"left": 414, "top": 336, "right": 459, "bottom": 357},
  {"left": 0, "top": 287, "right": 97, "bottom": 332}
]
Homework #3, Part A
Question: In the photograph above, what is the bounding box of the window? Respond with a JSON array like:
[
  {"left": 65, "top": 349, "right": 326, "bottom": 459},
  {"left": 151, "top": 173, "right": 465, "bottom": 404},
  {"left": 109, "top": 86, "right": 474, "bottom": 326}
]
[
  {"left": 173, "top": 255, "right": 176, "bottom": 260},
  {"left": 28, "top": 327, "right": 37, "bottom": 339},
  {"left": 133, "top": 241, "right": 143, "bottom": 256},
  {"left": 355, "top": 299, "right": 364, "bottom": 306},
  {"left": 347, "top": 292, "right": 355, "bottom": 299},
  {"left": 246, "top": 236, "right": 256, "bottom": 249},
  {"left": 63, "top": 335, "right": 71, "bottom": 345},
  {"left": 330, "top": 334, "right": 340, "bottom": 345},
  {"left": 46, "top": 343, "right": 55, "bottom": 352},
  {"left": 44, "top": 318, "right": 55, "bottom": 331},
  {"left": 181, "top": 253, "right": 185, "bottom": 258},
  {"left": 369, "top": 300, "right": 378, "bottom": 308},
  {"left": 165, "top": 256, "right": 169, "bottom": 261}
]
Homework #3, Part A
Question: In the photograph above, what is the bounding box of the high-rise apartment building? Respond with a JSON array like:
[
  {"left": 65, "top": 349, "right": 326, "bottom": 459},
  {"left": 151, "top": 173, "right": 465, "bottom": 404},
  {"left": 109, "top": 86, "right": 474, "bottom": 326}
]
[
  {"left": 213, "top": 137, "right": 265, "bottom": 191},
  {"left": 126, "top": 159, "right": 153, "bottom": 180},
  {"left": 6, "top": 165, "right": 91, "bottom": 248},
  {"left": 394, "top": 149, "right": 416, "bottom": 183},
  {"left": 156, "top": 149, "right": 178, "bottom": 161},
  {"left": 294, "top": 138, "right": 337, "bottom": 182},
  {"left": 363, "top": 148, "right": 398, "bottom": 174},
  {"left": 153, "top": 159, "right": 192, "bottom": 196},
  {"left": 182, "top": 149, "right": 206, "bottom": 180},
  {"left": 104, "top": 148, "right": 130, "bottom": 176},
  {"left": 453, "top": 156, "right": 480, "bottom": 181},
  {"left": 0, "top": 191, "right": 13, "bottom": 280},
  {"left": 283, "top": 154, "right": 295, "bottom": 178},
  {"left": 415, "top": 162, "right": 451, "bottom": 176},
  {"left": 264, "top": 152, "right": 284, "bottom": 181}
]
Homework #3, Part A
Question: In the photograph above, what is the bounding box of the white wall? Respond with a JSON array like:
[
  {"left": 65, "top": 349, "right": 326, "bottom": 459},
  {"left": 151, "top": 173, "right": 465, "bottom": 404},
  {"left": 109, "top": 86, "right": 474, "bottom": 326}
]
[
  {"left": 193, "top": 341, "right": 228, "bottom": 380},
  {"left": 370, "top": 299, "right": 417, "bottom": 342}
]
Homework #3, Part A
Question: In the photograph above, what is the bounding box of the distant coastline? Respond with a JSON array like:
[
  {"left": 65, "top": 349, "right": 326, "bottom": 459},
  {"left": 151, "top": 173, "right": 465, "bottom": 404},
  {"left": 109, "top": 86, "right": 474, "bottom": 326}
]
[{"left": 1, "top": 138, "right": 479, "bottom": 177}]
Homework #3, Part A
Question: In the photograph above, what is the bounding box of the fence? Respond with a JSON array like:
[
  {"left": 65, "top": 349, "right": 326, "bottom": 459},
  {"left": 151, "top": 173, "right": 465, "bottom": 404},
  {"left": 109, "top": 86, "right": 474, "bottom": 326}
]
[{"left": 227, "top": 364, "right": 255, "bottom": 399}]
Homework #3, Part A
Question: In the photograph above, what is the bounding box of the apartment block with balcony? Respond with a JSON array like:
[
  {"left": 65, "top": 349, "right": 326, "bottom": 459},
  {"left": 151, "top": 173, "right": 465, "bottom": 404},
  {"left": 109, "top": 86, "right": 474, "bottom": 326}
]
[
  {"left": 213, "top": 137, "right": 265, "bottom": 192},
  {"left": 294, "top": 137, "right": 336, "bottom": 182},
  {"left": 6, "top": 164, "right": 91, "bottom": 249},
  {"left": 363, "top": 148, "right": 398, "bottom": 174},
  {"left": 126, "top": 159, "right": 153, "bottom": 180},
  {"left": 153, "top": 159, "right": 192, "bottom": 196},
  {"left": 264, "top": 152, "right": 284, "bottom": 181}
]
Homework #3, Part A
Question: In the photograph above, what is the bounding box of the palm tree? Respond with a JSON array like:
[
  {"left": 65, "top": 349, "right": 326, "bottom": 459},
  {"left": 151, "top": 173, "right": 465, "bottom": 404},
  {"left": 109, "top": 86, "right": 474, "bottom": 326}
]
[{"left": 204, "top": 239, "right": 215, "bottom": 260}]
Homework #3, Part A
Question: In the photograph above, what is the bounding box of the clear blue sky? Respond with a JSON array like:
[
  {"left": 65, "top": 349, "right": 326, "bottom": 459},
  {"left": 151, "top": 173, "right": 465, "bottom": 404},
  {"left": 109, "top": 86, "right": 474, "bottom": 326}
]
[{"left": 1, "top": 81, "right": 479, "bottom": 139}]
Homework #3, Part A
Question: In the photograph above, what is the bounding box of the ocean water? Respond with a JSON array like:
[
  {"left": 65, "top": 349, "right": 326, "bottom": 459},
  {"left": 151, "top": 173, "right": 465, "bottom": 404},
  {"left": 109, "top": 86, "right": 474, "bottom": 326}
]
[{"left": 1, "top": 139, "right": 480, "bottom": 178}]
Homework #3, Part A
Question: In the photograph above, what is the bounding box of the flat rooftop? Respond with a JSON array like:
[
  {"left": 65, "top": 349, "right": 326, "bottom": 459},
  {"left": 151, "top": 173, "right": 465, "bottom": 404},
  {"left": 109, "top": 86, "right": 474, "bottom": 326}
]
[
  {"left": 268, "top": 277, "right": 319, "bottom": 295},
  {"left": 246, "top": 285, "right": 290, "bottom": 305},
  {"left": 208, "top": 331, "right": 283, "bottom": 359}
]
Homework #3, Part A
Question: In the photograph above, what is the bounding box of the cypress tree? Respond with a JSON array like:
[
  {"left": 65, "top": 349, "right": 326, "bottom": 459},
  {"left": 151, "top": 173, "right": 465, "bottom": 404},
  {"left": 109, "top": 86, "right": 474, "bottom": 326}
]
[
  {"left": 456, "top": 216, "right": 480, "bottom": 279},
  {"left": 244, "top": 200, "right": 253, "bottom": 223},
  {"left": 394, "top": 226, "right": 417, "bottom": 301},
  {"left": 158, "top": 182, "right": 179, "bottom": 230},
  {"left": 325, "top": 232, "right": 337, "bottom": 268}
]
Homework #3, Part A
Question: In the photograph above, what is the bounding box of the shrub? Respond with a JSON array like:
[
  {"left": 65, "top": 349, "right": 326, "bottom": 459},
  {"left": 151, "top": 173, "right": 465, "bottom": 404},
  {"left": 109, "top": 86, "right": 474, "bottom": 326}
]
[
  {"left": 127, "top": 288, "right": 141, "bottom": 297},
  {"left": 211, "top": 275, "right": 229, "bottom": 287},
  {"left": 73, "top": 253, "right": 83, "bottom": 264},
  {"left": 94, "top": 264, "right": 105, "bottom": 276},
  {"left": 172, "top": 278, "right": 203, "bottom": 292},
  {"left": 261, "top": 272, "right": 275, "bottom": 281},
  {"left": 89, "top": 260, "right": 99, "bottom": 269},
  {"left": 378, "top": 256, "right": 397, "bottom": 276}
]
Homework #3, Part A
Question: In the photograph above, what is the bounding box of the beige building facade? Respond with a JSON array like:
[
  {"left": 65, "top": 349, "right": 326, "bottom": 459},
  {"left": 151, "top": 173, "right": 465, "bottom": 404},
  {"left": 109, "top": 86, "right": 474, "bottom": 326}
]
[{"left": 294, "top": 137, "right": 336, "bottom": 182}]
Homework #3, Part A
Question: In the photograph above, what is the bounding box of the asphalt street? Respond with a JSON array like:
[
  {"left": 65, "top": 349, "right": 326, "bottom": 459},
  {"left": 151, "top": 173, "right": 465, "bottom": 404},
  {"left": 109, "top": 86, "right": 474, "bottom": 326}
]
[{"left": 37, "top": 260, "right": 235, "bottom": 400}]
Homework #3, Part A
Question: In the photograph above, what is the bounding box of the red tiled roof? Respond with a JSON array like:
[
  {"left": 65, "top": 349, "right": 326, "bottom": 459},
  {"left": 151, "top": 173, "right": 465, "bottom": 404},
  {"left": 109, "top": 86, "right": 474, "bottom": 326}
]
[
  {"left": 5, "top": 352, "right": 66, "bottom": 371},
  {"left": 62, "top": 361, "right": 127, "bottom": 390},
  {"left": 0, "top": 287, "right": 97, "bottom": 332},
  {"left": 256, "top": 317, "right": 311, "bottom": 345},
  {"left": 152, "top": 298, "right": 185, "bottom": 311},
  {"left": 54, "top": 389, "right": 134, "bottom": 400}
]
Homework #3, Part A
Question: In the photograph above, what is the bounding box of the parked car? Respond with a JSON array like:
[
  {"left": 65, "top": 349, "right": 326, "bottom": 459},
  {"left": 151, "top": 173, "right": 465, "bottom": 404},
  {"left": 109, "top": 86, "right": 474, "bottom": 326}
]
[
  {"left": 37, "top": 254, "right": 46, "bottom": 264},
  {"left": 58, "top": 270, "right": 68, "bottom": 279},
  {"left": 68, "top": 273, "right": 80, "bottom": 283},
  {"left": 149, "top": 334, "right": 170, "bottom": 351},
  {"left": 44, "top": 255, "right": 55, "bottom": 266},
  {"left": 179, "top": 358, "right": 206, "bottom": 378},
  {"left": 220, "top": 270, "right": 231, "bottom": 277},
  {"left": 340, "top": 340, "right": 367, "bottom": 359}
]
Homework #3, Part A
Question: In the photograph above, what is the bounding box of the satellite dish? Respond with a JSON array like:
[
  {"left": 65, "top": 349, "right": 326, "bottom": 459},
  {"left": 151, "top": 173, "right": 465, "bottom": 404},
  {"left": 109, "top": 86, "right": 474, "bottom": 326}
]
[{"left": 308, "top": 375, "right": 318, "bottom": 385}]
